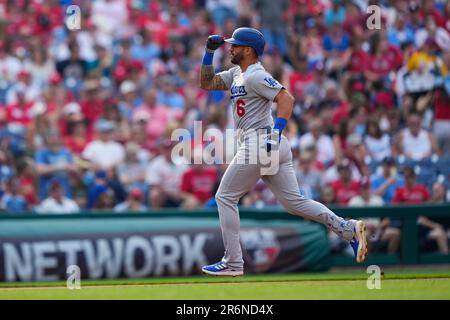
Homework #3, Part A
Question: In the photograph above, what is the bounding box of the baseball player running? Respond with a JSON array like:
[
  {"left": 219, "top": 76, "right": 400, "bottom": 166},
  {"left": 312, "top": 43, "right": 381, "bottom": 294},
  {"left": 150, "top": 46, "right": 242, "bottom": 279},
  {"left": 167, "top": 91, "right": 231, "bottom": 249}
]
[{"left": 200, "top": 28, "right": 367, "bottom": 276}]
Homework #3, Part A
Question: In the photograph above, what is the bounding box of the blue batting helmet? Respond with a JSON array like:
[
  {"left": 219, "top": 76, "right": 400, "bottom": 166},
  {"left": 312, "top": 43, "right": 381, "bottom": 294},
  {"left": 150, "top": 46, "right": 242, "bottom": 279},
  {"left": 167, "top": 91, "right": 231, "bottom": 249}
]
[{"left": 224, "top": 27, "right": 266, "bottom": 56}]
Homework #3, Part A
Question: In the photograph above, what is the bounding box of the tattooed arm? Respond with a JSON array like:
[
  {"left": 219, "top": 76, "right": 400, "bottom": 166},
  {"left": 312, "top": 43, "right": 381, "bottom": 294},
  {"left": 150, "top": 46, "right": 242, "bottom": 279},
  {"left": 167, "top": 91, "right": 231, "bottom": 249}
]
[
  {"left": 200, "top": 64, "right": 228, "bottom": 91},
  {"left": 200, "top": 35, "right": 228, "bottom": 91}
]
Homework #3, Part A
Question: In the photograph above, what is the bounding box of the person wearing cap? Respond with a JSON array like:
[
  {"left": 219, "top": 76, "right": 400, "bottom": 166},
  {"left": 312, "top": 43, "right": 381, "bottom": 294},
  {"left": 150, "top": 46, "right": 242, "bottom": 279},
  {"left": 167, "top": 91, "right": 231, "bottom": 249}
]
[
  {"left": 118, "top": 80, "right": 139, "bottom": 121},
  {"left": 64, "top": 114, "right": 92, "bottom": 156},
  {"left": 86, "top": 169, "right": 124, "bottom": 210},
  {"left": 34, "top": 128, "right": 76, "bottom": 200},
  {"left": 5, "top": 82, "right": 34, "bottom": 127},
  {"left": 349, "top": 178, "right": 384, "bottom": 207},
  {"left": 36, "top": 180, "right": 80, "bottom": 214},
  {"left": 27, "top": 101, "right": 51, "bottom": 152},
  {"left": 113, "top": 188, "right": 148, "bottom": 212},
  {"left": 82, "top": 119, "right": 125, "bottom": 171},
  {"left": 328, "top": 158, "right": 361, "bottom": 205},
  {"left": 179, "top": 151, "right": 219, "bottom": 208},
  {"left": 79, "top": 78, "right": 106, "bottom": 125},
  {"left": 372, "top": 155, "right": 403, "bottom": 198},
  {"left": 5, "top": 70, "right": 40, "bottom": 105}
]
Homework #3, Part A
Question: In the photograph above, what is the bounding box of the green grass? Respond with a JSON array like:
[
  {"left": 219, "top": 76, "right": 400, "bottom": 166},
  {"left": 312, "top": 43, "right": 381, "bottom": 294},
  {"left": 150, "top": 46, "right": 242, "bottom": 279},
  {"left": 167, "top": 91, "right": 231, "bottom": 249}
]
[{"left": 1, "top": 270, "right": 449, "bottom": 300}]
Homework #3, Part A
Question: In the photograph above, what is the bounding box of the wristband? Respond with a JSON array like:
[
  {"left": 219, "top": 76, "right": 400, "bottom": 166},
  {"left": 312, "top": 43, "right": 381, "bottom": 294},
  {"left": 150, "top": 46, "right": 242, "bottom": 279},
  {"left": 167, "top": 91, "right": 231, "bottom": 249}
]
[
  {"left": 202, "top": 50, "right": 214, "bottom": 65},
  {"left": 273, "top": 117, "right": 288, "bottom": 134}
]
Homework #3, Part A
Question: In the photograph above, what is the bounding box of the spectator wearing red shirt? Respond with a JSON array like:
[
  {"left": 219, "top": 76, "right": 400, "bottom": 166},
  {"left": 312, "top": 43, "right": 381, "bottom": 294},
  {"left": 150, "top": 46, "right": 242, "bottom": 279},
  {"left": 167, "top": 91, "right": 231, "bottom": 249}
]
[
  {"left": 289, "top": 56, "right": 315, "bottom": 101},
  {"left": 365, "top": 35, "right": 403, "bottom": 83},
  {"left": 329, "top": 159, "right": 360, "bottom": 205},
  {"left": 391, "top": 167, "right": 448, "bottom": 254},
  {"left": 113, "top": 38, "right": 145, "bottom": 83},
  {"left": 79, "top": 80, "right": 105, "bottom": 128},
  {"left": 17, "top": 160, "right": 38, "bottom": 206},
  {"left": 342, "top": 2, "right": 365, "bottom": 38},
  {"left": 347, "top": 38, "right": 370, "bottom": 75},
  {"left": 419, "top": 0, "right": 445, "bottom": 28},
  {"left": 64, "top": 116, "right": 93, "bottom": 156},
  {"left": 6, "top": 83, "right": 33, "bottom": 127},
  {"left": 180, "top": 161, "right": 218, "bottom": 207},
  {"left": 32, "top": 1, "right": 64, "bottom": 44},
  {"left": 393, "top": 167, "right": 430, "bottom": 204}
]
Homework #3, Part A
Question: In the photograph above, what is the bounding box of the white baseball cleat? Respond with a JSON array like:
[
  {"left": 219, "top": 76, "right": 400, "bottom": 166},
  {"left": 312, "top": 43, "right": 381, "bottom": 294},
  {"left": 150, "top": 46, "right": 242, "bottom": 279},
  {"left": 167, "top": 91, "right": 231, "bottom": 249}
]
[{"left": 350, "top": 220, "right": 368, "bottom": 263}]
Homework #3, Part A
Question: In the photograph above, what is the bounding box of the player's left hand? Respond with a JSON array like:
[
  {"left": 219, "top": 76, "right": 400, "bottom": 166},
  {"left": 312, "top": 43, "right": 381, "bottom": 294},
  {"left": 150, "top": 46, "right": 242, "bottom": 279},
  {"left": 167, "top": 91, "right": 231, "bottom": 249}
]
[
  {"left": 265, "top": 130, "right": 280, "bottom": 153},
  {"left": 206, "top": 35, "right": 225, "bottom": 52}
]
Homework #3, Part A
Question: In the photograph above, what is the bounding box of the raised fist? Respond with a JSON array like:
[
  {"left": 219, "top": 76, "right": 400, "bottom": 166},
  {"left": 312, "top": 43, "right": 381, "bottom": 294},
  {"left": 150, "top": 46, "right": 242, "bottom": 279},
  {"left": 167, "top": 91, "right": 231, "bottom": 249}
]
[{"left": 206, "top": 35, "right": 225, "bottom": 51}]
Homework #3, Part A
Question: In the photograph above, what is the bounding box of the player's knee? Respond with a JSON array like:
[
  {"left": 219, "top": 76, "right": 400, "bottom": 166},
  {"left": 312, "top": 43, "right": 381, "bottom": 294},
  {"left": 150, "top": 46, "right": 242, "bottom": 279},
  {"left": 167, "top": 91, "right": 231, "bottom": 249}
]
[
  {"left": 215, "top": 191, "right": 236, "bottom": 206},
  {"left": 215, "top": 191, "right": 225, "bottom": 205}
]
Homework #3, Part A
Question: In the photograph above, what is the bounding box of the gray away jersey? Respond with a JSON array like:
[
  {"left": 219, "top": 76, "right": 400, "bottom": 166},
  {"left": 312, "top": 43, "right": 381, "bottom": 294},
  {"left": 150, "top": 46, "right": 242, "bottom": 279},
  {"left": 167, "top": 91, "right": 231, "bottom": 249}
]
[{"left": 217, "top": 62, "right": 283, "bottom": 131}]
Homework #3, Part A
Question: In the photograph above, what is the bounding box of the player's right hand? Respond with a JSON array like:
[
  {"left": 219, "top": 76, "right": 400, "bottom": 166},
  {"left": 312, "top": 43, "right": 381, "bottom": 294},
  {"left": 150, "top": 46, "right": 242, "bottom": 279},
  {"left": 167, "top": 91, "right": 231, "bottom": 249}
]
[
  {"left": 206, "top": 35, "right": 225, "bottom": 51},
  {"left": 265, "top": 130, "right": 280, "bottom": 153}
]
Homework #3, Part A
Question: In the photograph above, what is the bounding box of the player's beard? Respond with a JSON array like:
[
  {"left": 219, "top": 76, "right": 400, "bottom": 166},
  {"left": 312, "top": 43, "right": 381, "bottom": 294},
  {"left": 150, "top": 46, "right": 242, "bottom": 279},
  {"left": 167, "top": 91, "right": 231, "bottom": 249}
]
[{"left": 231, "top": 51, "right": 244, "bottom": 65}]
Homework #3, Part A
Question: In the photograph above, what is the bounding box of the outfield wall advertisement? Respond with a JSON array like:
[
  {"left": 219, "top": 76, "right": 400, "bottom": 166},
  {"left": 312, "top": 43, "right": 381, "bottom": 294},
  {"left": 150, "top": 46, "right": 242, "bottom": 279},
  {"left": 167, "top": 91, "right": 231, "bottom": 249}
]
[{"left": 0, "top": 217, "right": 330, "bottom": 282}]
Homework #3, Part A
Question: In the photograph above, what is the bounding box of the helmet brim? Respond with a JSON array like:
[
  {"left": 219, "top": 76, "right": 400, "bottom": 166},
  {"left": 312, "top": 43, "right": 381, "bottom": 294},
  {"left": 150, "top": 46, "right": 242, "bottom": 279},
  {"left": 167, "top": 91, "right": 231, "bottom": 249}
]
[{"left": 224, "top": 38, "right": 248, "bottom": 46}]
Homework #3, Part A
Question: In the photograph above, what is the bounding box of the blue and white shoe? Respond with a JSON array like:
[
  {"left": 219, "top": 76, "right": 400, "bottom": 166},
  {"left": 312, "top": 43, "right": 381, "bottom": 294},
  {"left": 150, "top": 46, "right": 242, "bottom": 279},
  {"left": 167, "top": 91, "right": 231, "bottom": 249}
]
[
  {"left": 202, "top": 261, "right": 243, "bottom": 277},
  {"left": 350, "top": 220, "right": 368, "bottom": 263}
]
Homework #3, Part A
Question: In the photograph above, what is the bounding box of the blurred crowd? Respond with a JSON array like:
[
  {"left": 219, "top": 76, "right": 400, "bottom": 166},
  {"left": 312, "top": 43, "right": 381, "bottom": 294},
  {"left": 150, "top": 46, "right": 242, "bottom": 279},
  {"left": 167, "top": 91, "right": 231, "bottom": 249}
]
[{"left": 0, "top": 0, "right": 448, "bottom": 227}]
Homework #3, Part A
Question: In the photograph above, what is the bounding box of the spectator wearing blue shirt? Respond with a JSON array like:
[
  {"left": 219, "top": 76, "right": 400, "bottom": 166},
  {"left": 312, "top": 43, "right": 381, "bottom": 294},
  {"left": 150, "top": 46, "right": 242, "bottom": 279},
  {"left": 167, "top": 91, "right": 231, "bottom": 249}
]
[
  {"left": 0, "top": 150, "right": 16, "bottom": 185},
  {"left": 323, "top": 22, "right": 350, "bottom": 54},
  {"left": 387, "top": 15, "right": 415, "bottom": 48},
  {"left": 131, "top": 29, "right": 161, "bottom": 66},
  {"left": 87, "top": 169, "right": 126, "bottom": 209},
  {"left": 34, "top": 129, "right": 76, "bottom": 200},
  {"left": 324, "top": 0, "right": 346, "bottom": 27},
  {"left": 157, "top": 76, "right": 185, "bottom": 110},
  {"left": 0, "top": 177, "right": 28, "bottom": 213},
  {"left": 118, "top": 80, "right": 141, "bottom": 121},
  {"left": 371, "top": 157, "right": 405, "bottom": 203}
]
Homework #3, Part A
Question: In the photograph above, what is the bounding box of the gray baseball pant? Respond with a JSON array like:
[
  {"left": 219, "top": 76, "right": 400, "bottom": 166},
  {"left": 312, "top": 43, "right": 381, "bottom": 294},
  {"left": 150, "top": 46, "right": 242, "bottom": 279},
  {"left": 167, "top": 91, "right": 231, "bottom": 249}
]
[{"left": 215, "top": 133, "right": 356, "bottom": 270}]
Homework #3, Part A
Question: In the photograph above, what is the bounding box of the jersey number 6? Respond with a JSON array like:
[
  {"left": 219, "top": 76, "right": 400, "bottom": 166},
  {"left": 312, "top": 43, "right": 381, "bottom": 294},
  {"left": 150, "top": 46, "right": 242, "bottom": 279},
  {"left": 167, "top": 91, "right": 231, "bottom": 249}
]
[{"left": 236, "top": 99, "right": 246, "bottom": 117}]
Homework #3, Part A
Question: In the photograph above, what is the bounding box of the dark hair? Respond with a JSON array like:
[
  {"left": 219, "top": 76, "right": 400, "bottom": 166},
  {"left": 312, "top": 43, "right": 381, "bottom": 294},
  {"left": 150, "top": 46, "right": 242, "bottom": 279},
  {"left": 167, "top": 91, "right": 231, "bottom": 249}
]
[
  {"left": 338, "top": 119, "right": 350, "bottom": 139},
  {"left": 403, "top": 167, "right": 415, "bottom": 177},
  {"left": 366, "top": 118, "right": 382, "bottom": 138}
]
